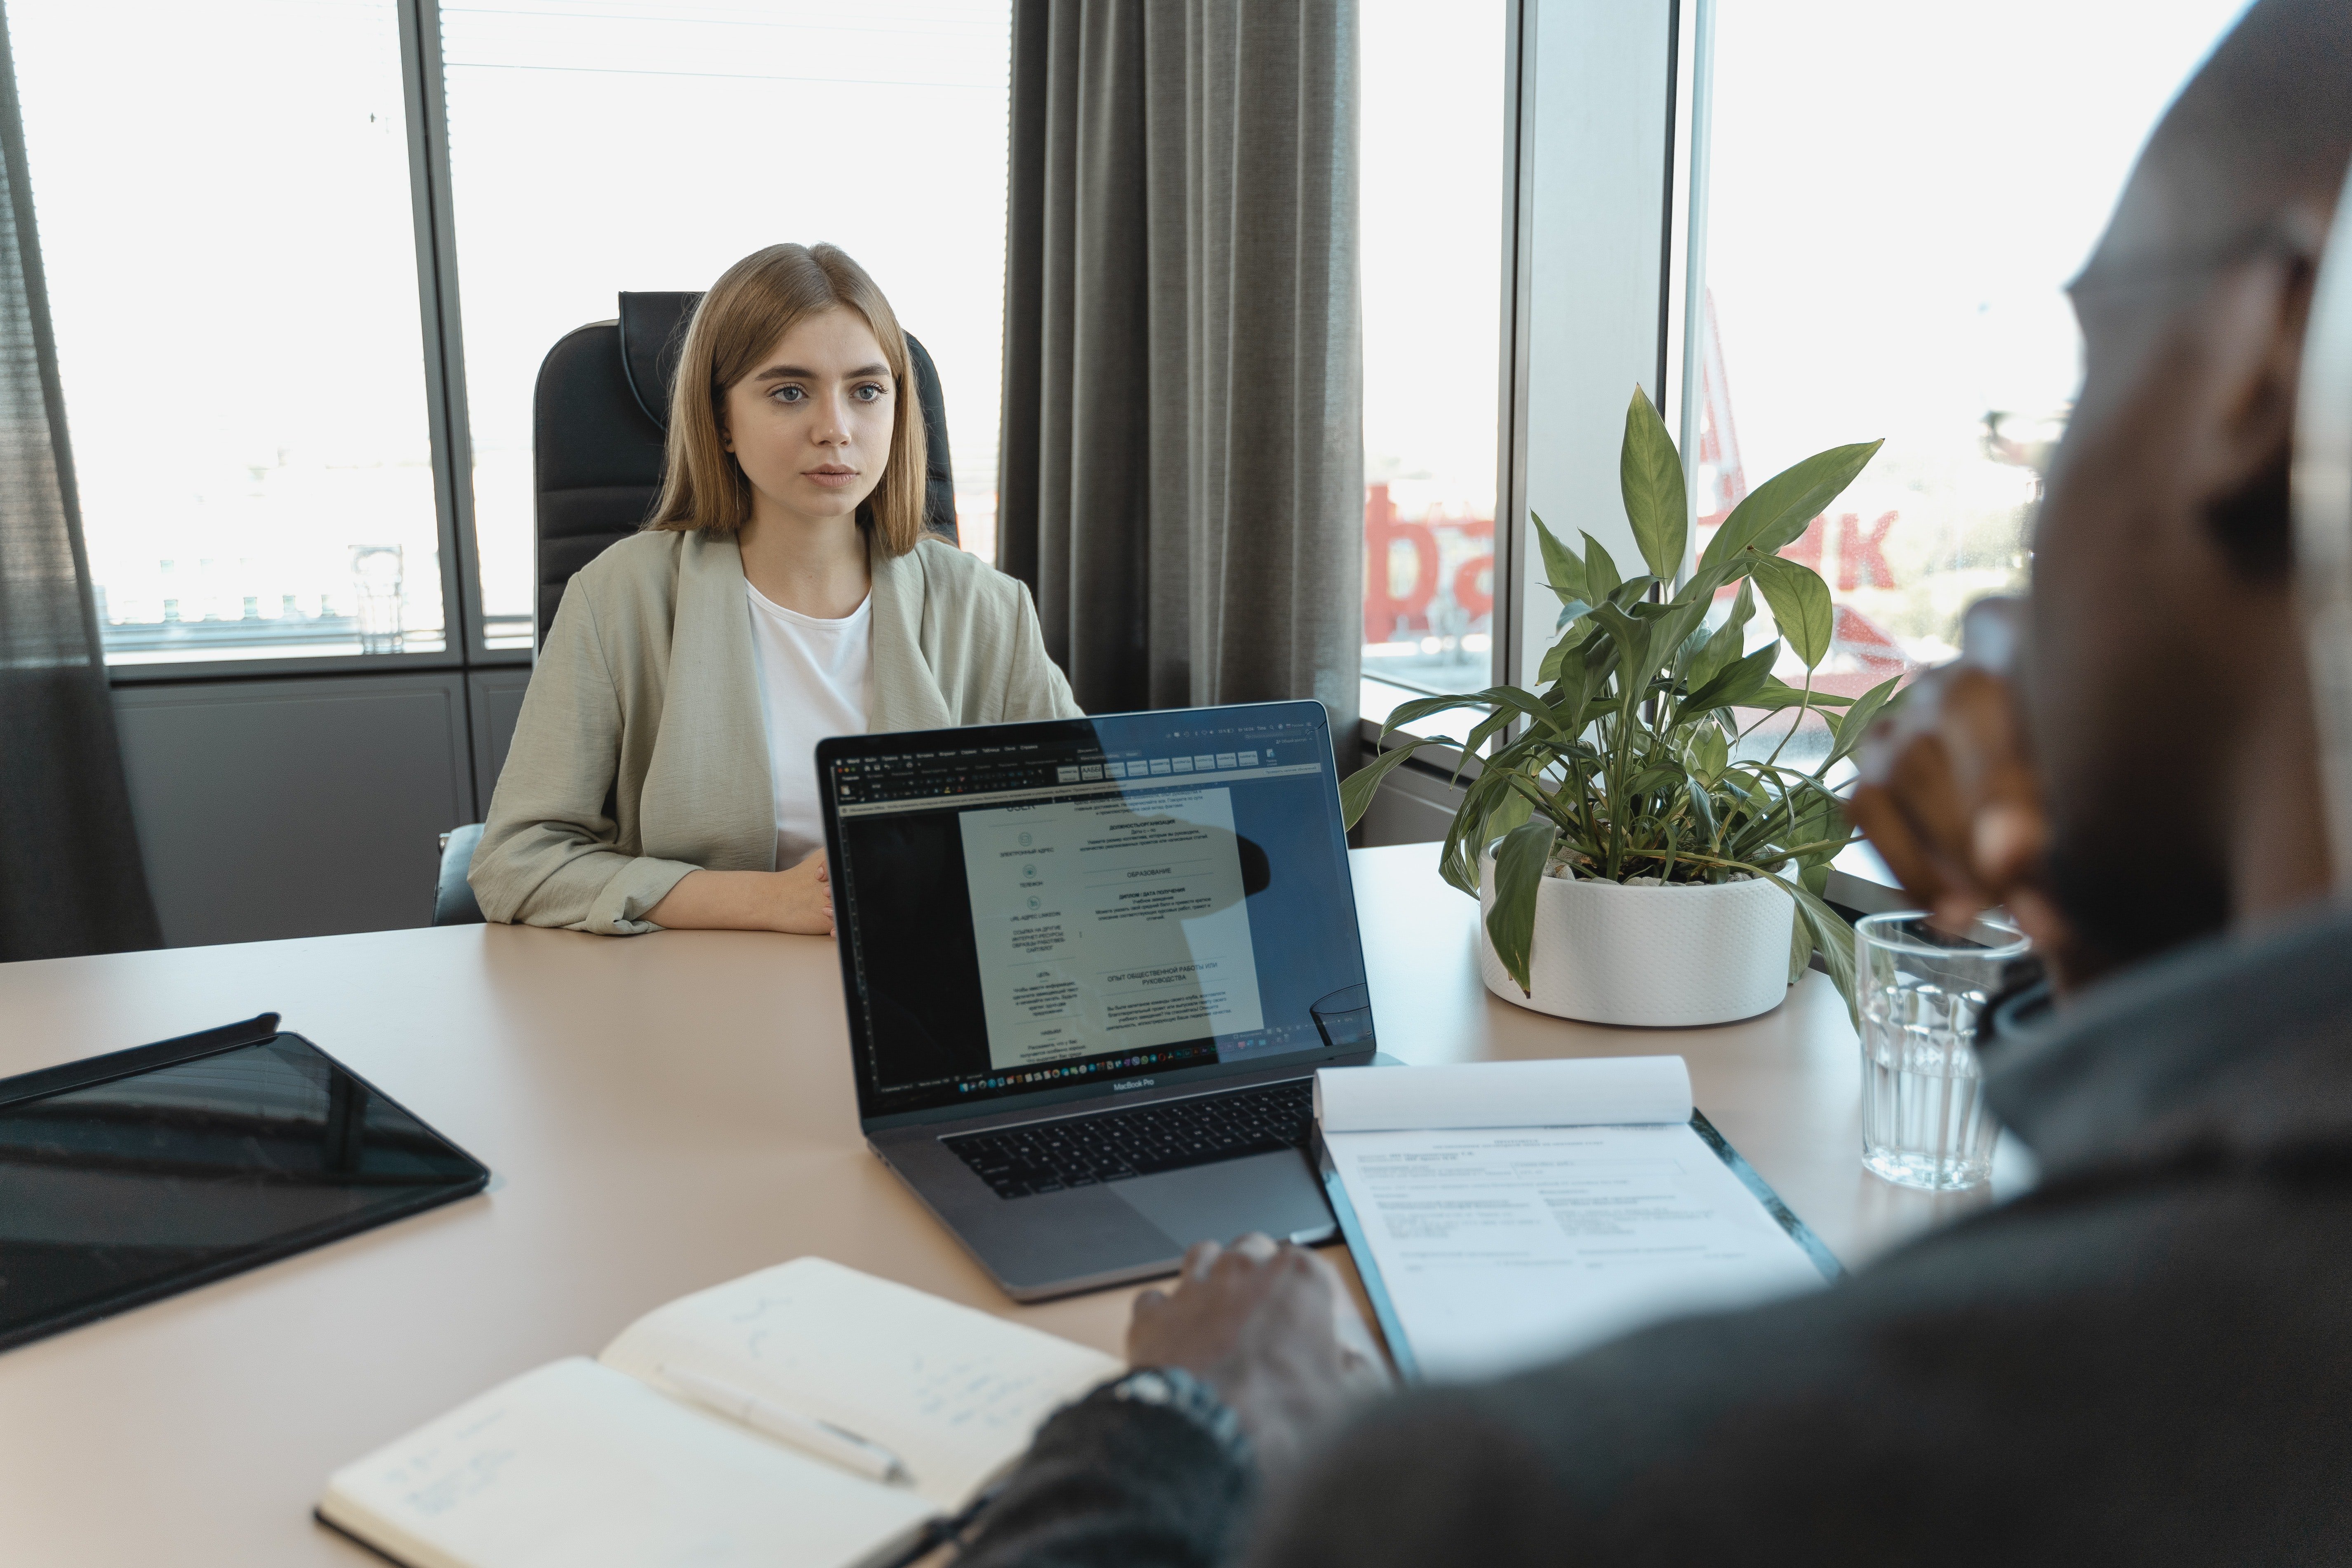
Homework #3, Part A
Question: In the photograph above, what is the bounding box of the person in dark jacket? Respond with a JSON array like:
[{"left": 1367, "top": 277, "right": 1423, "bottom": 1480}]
[{"left": 954, "top": 2, "right": 2352, "bottom": 1562}]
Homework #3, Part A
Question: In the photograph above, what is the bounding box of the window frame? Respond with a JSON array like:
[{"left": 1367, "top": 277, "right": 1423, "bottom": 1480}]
[
  {"left": 88, "top": 0, "right": 505, "bottom": 685},
  {"left": 1366, "top": 0, "right": 1694, "bottom": 735},
  {"left": 91, "top": 0, "right": 1702, "bottom": 693}
]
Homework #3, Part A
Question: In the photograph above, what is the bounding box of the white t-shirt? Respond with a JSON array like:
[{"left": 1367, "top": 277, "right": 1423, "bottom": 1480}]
[{"left": 744, "top": 581, "right": 872, "bottom": 868}]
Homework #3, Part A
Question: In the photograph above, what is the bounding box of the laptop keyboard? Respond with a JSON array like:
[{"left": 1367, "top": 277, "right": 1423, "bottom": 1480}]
[{"left": 944, "top": 1079, "right": 1315, "bottom": 1199}]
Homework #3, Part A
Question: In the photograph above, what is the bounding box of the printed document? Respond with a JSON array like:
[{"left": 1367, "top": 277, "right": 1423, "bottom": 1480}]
[
  {"left": 1316, "top": 1058, "right": 1826, "bottom": 1381},
  {"left": 959, "top": 787, "right": 1266, "bottom": 1070}
]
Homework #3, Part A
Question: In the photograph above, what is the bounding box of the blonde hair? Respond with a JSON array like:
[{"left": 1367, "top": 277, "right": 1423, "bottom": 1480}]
[{"left": 645, "top": 242, "right": 927, "bottom": 555}]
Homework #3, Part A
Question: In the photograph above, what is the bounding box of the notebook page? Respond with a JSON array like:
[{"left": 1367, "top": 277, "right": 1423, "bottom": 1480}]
[
  {"left": 1327, "top": 1121, "right": 1825, "bottom": 1382},
  {"left": 598, "top": 1257, "right": 1122, "bottom": 1511},
  {"left": 320, "top": 1358, "right": 933, "bottom": 1568},
  {"left": 1315, "top": 1056, "right": 1691, "bottom": 1132}
]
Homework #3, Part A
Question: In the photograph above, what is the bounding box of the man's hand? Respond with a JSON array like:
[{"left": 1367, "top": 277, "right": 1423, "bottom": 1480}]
[
  {"left": 1847, "top": 598, "right": 2074, "bottom": 965},
  {"left": 1128, "top": 1235, "right": 1389, "bottom": 1477}
]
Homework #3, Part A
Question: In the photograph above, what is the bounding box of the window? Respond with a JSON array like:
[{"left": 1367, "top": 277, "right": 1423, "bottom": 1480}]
[
  {"left": 11, "top": 0, "right": 444, "bottom": 664},
  {"left": 1701, "top": 0, "right": 2253, "bottom": 746},
  {"left": 1358, "top": 0, "right": 1507, "bottom": 699},
  {"left": 439, "top": 0, "right": 1015, "bottom": 647}
]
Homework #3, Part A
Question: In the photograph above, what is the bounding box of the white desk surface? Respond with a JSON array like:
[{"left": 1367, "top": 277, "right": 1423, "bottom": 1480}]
[{"left": 0, "top": 844, "right": 1997, "bottom": 1565}]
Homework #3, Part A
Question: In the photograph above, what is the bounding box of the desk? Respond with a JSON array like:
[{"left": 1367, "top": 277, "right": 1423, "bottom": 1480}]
[{"left": 0, "top": 845, "right": 1996, "bottom": 1565}]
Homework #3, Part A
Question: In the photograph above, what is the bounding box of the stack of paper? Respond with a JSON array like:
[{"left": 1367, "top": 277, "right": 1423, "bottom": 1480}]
[{"left": 1316, "top": 1057, "right": 1830, "bottom": 1381}]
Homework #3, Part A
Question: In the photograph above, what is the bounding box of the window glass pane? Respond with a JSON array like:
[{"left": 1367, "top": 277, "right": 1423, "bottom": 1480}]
[
  {"left": 1359, "top": 0, "right": 1506, "bottom": 699},
  {"left": 1703, "top": 0, "right": 2251, "bottom": 758},
  {"left": 442, "top": 0, "right": 1012, "bottom": 648},
  {"left": 11, "top": 0, "right": 444, "bottom": 664}
]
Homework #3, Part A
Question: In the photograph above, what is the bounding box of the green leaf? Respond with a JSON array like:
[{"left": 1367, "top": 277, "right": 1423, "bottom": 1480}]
[
  {"left": 1613, "top": 574, "right": 1661, "bottom": 609},
  {"left": 1439, "top": 764, "right": 1526, "bottom": 895},
  {"left": 1459, "top": 705, "right": 1519, "bottom": 775},
  {"left": 1553, "top": 598, "right": 1597, "bottom": 633},
  {"left": 1582, "top": 533, "right": 1622, "bottom": 599},
  {"left": 1688, "top": 724, "right": 1729, "bottom": 783},
  {"left": 1680, "top": 641, "right": 1780, "bottom": 717},
  {"left": 1821, "top": 672, "right": 1906, "bottom": 771},
  {"left": 1749, "top": 555, "right": 1834, "bottom": 670},
  {"left": 1787, "top": 907, "right": 1817, "bottom": 984},
  {"left": 1382, "top": 692, "right": 1488, "bottom": 735},
  {"left": 1684, "top": 777, "right": 1719, "bottom": 841},
  {"left": 1624, "top": 765, "right": 1689, "bottom": 798},
  {"left": 1697, "top": 440, "right": 1884, "bottom": 570},
  {"left": 1483, "top": 777, "right": 1535, "bottom": 844},
  {"left": 1486, "top": 819, "right": 1559, "bottom": 994},
  {"left": 1469, "top": 684, "right": 1575, "bottom": 740},
  {"left": 1682, "top": 579, "right": 1756, "bottom": 690},
  {"left": 1568, "top": 635, "right": 1621, "bottom": 718},
  {"left": 1337, "top": 737, "right": 1439, "bottom": 829},
  {"left": 1586, "top": 603, "right": 1657, "bottom": 719},
  {"left": 1761, "top": 868, "right": 1860, "bottom": 1026},
  {"left": 1749, "top": 678, "right": 1856, "bottom": 712},
  {"left": 1636, "top": 571, "right": 1726, "bottom": 685},
  {"left": 1620, "top": 385, "right": 1688, "bottom": 581},
  {"left": 1530, "top": 510, "right": 1588, "bottom": 605}
]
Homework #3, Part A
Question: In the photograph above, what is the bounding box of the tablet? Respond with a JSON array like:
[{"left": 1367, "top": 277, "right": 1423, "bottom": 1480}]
[{"left": 0, "top": 1014, "right": 490, "bottom": 1353}]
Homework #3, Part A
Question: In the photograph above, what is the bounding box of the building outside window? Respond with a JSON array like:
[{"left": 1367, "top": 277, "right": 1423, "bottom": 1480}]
[
  {"left": 1703, "top": 0, "right": 2255, "bottom": 743},
  {"left": 439, "top": 0, "right": 1015, "bottom": 647},
  {"left": 20, "top": 0, "right": 2247, "bottom": 718},
  {"left": 12, "top": 0, "right": 443, "bottom": 664},
  {"left": 1358, "top": 0, "right": 1507, "bottom": 701}
]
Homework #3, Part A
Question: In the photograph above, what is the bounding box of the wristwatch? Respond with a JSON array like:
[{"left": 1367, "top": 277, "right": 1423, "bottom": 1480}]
[{"left": 1093, "top": 1366, "right": 1253, "bottom": 1467}]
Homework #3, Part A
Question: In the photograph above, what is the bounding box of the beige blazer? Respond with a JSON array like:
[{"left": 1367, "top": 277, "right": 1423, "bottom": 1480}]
[{"left": 469, "top": 529, "right": 1082, "bottom": 934}]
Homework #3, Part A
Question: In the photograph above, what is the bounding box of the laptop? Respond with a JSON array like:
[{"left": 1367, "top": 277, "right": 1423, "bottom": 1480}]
[{"left": 816, "top": 700, "right": 1380, "bottom": 1301}]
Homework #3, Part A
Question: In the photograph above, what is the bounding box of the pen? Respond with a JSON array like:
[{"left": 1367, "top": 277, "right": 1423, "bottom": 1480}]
[{"left": 660, "top": 1365, "right": 913, "bottom": 1485}]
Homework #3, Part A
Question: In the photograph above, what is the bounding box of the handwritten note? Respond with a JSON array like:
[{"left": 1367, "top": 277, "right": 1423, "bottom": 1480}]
[{"left": 598, "top": 1258, "right": 1121, "bottom": 1509}]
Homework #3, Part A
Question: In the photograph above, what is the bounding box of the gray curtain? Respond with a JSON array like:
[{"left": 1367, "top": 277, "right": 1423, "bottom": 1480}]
[
  {"left": 998, "top": 0, "right": 1363, "bottom": 748},
  {"left": 0, "top": 4, "right": 160, "bottom": 960}
]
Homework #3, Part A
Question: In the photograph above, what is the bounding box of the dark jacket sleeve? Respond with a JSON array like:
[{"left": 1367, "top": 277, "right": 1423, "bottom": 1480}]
[
  {"left": 1243, "top": 1391, "right": 1565, "bottom": 1567},
  {"left": 956, "top": 1396, "right": 1255, "bottom": 1568}
]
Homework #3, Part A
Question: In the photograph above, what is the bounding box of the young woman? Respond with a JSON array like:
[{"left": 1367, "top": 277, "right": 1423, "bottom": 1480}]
[{"left": 469, "top": 243, "right": 1080, "bottom": 936}]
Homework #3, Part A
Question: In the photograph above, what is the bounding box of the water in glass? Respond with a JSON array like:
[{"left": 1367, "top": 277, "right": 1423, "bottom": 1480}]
[{"left": 1854, "top": 912, "right": 2029, "bottom": 1191}]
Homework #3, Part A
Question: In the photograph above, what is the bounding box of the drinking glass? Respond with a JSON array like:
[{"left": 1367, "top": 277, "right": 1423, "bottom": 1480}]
[{"left": 1854, "top": 910, "right": 2030, "bottom": 1191}]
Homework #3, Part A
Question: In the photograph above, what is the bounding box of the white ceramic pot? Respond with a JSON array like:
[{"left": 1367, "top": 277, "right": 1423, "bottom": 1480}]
[{"left": 1476, "top": 856, "right": 1796, "bottom": 1026}]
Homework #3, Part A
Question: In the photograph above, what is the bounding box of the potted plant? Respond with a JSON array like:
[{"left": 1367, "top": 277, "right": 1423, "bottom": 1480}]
[{"left": 1341, "top": 388, "right": 1900, "bottom": 1027}]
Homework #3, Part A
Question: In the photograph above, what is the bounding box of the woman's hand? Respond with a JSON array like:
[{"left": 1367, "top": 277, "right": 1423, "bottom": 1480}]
[
  {"left": 768, "top": 852, "right": 834, "bottom": 935},
  {"left": 643, "top": 854, "right": 834, "bottom": 936},
  {"left": 1127, "top": 1235, "right": 1391, "bottom": 1477}
]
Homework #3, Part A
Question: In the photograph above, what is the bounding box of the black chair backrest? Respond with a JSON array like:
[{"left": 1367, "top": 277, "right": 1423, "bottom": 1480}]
[{"left": 531, "top": 290, "right": 958, "bottom": 647}]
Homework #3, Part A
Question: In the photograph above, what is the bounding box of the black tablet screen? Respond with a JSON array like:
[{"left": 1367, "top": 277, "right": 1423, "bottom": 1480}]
[{"left": 0, "top": 1022, "right": 487, "bottom": 1351}]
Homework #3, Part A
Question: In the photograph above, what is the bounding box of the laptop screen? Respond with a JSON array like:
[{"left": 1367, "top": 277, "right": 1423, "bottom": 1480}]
[{"left": 820, "top": 702, "right": 1374, "bottom": 1128}]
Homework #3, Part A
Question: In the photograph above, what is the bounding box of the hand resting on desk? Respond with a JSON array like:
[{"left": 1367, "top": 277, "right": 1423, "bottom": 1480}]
[
  {"left": 1128, "top": 1235, "right": 1390, "bottom": 1477},
  {"left": 643, "top": 851, "right": 835, "bottom": 936}
]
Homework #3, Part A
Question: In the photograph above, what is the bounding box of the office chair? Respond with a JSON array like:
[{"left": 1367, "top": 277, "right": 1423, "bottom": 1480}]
[
  {"left": 431, "top": 291, "right": 961, "bottom": 927},
  {"left": 536, "top": 290, "right": 958, "bottom": 647}
]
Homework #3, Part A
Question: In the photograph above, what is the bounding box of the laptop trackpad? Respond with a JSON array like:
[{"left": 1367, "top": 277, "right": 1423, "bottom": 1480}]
[{"left": 1111, "top": 1150, "right": 1335, "bottom": 1253}]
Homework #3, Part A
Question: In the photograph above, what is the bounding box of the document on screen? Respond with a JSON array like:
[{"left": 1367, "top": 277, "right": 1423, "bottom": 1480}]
[
  {"left": 958, "top": 787, "right": 1267, "bottom": 1071},
  {"left": 1316, "top": 1058, "right": 1828, "bottom": 1382}
]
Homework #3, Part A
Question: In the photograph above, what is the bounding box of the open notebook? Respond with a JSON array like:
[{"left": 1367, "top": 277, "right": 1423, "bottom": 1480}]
[
  {"left": 1315, "top": 1056, "right": 1838, "bottom": 1382},
  {"left": 317, "top": 1257, "right": 1121, "bottom": 1568}
]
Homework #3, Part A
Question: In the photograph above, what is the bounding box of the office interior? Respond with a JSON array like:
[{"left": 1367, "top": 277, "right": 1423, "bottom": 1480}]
[
  {"left": 1, "top": 0, "right": 2305, "bottom": 1562},
  {"left": 9, "top": 0, "right": 2233, "bottom": 951}
]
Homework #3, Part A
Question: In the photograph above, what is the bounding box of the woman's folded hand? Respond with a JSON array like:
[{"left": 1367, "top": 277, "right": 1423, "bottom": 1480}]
[
  {"left": 769, "top": 852, "right": 834, "bottom": 936},
  {"left": 643, "top": 856, "right": 835, "bottom": 936}
]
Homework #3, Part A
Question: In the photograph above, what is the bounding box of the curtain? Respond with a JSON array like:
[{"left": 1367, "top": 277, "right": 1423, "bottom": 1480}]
[
  {"left": 0, "top": 4, "right": 160, "bottom": 960},
  {"left": 998, "top": 0, "right": 1363, "bottom": 749}
]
